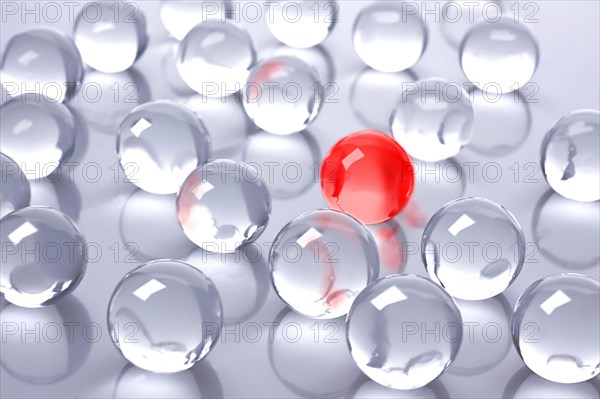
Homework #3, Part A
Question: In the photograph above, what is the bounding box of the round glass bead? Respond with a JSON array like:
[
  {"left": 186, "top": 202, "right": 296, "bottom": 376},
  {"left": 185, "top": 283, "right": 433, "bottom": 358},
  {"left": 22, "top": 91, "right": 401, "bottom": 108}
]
[
  {"left": 422, "top": 197, "right": 525, "bottom": 300},
  {"left": 352, "top": 2, "right": 427, "bottom": 72},
  {"left": 74, "top": 2, "right": 148, "bottom": 73},
  {"left": 243, "top": 55, "right": 322, "bottom": 135},
  {"left": 270, "top": 209, "right": 379, "bottom": 319},
  {"left": 512, "top": 274, "right": 600, "bottom": 383},
  {"left": 0, "top": 28, "right": 83, "bottom": 102},
  {"left": 346, "top": 274, "right": 462, "bottom": 390},
  {"left": 116, "top": 100, "right": 211, "bottom": 194},
  {"left": 107, "top": 259, "right": 222, "bottom": 373},
  {"left": 0, "top": 206, "right": 86, "bottom": 308},
  {"left": 176, "top": 159, "right": 271, "bottom": 253},
  {"left": 0, "top": 94, "right": 76, "bottom": 180},
  {"left": 320, "top": 130, "right": 414, "bottom": 225},
  {"left": 177, "top": 20, "right": 255, "bottom": 97},
  {"left": 460, "top": 17, "right": 538, "bottom": 93}
]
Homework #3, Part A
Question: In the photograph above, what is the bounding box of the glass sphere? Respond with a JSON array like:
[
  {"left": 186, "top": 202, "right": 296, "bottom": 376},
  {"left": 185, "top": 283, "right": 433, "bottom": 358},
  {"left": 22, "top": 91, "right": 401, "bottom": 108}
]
[
  {"left": 320, "top": 130, "right": 415, "bottom": 225},
  {"left": 346, "top": 274, "right": 462, "bottom": 390},
  {"left": 243, "top": 55, "right": 322, "bottom": 135},
  {"left": 176, "top": 159, "right": 271, "bottom": 253},
  {"left": 0, "top": 206, "right": 86, "bottom": 308},
  {"left": 269, "top": 209, "right": 379, "bottom": 319},
  {"left": 0, "top": 94, "right": 76, "bottom": 180},
  {"left": 74, "top": 2, "right": 148, "bottom": 73},
  {"left": 540, "top": 110, "right": 600, "bottom": 202},
  {"left": 352, "top": 3, "right": 427, "bottom": 72},
  {"left": 266, "top": 0, "right": 337, "bottom": 48},
  {"left": 0, "top": 28, "right": 83, "bottom": 102},
  {"left": 0, "top": 153, "right": 30, "bottom": 218},
  {"left": 116, "top": 100, "right": 211, "bottom": 194},
  {"left": 512, "top": 274, "right": 600, "bottom": 383},
  {"left": 460, "top": 17, "right": 538, "bottom": 93},
  {"left": 160, "top": 0, "right": 229, "bottom": 40},
  {"left": 177, "top": 20, "right": 255, "bottom": 97},
  {"left": 107, "top": 259, "right": 222, "bottom": 373},
  {"left": 422, "top": 197, "right": 525, "bottom": 300},
  {"left": 391, "top": 78, "right": 474, "bottom": 162}
]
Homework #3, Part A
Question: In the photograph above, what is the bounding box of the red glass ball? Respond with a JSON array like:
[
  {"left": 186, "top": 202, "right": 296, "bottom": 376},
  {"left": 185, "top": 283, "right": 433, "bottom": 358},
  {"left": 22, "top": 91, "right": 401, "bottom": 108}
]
[{"left": 320, "top": 130, "right": 415, "bottom": 225}]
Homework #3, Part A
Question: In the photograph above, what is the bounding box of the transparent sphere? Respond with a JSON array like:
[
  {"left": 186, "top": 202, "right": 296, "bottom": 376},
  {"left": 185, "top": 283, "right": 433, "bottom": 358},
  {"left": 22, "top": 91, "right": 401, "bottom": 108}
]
[
  {"left": 74, "top": 2, "right": 148, "bottom": 73},
  {"left": 176, "top": 159, "right": 271, "bottom": 253},
  {"left": 107, "top": 260, "right": 222, "bottom": 373},
  {"left": 266, "top": 0, "right": 337, "bottom": 48},
  {"left": 460, "top": 17, "right": 538, "bottom": 93},
  {"left": 160, "top": 0, "right": 229, "bottom": 40},
  {"left": 540, "top": 110, "right": 600, "bottom": 202},
  {"left": 0, "top": 153, "right": 30, "bottom": 218},
  {"left": 347, "top": 274, "right": 462, "bottom": 390},
  {"left": 422, "top": 197, "right": 525, "bottom": 300},
  {"left": 0, "top": 94, "right": 76, "bottom": 179},
  {"left": 116, "top": 101, "right": 211, "bottom": 194},
  {"left": 243, "top": 56, "right": 322, "bottom": 135},
  {"left": 512, "top": 274, "right": 600, "bottom": 383},
  {"left": 177, "top": 20, "right": 255, "bottom": 97},
  {"left": 0, "top": 206, "right": 86, "bottom": 308},
  {"left": 270, "top": 209, "right": 379, "bottom": 319},
  {"left": 352, "top": 3, "right": 427, "bottom": 72},
  {"left": 391, "top": 78, "right": 474, "bottom": 161},
  {"left": 0, "top": 28, "right": 83, "bottom": 102}
]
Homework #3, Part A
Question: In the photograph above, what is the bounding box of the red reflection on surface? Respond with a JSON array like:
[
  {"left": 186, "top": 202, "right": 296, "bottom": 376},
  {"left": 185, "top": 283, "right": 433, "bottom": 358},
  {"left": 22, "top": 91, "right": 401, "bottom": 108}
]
[
  {"left": 401, "top": 202, "right": 428, "bottom": 228},
  {"left": 247, "top": 59, "right": 285, "bottom": 100}
]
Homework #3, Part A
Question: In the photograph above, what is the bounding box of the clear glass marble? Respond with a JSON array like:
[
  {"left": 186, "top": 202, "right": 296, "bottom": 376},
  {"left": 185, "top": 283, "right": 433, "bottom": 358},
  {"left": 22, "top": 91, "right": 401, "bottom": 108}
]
[
  {"left": 346, "top": 274, "right": 462, "bottom": 390},
  {"left": 107, "top": 259, "right": 222, "bottom": 373},
  {"left": 391, "top": 78, "right": 474, "bottom": 161},
  {"left": 352, "top": 3, "right": 427, "bottom": 72},
  {"left": 0, "top": 206, "right": 86, "bottom": 308},
  {"left": 422, "top": 197, "right": 525, "bottom": 300},
  {"left": 270, "top": 209, "right": 379, "bottom": 319},
  {"left": 243, "top": 55, "right": 322, "bottom": 135},
  {"left": 266, "top": 0, "right": 337, "bottom": 48},
  {"left": 160, "top": 0, "right": 230, "bottom": 40},
  {"left": 176, "top": 159, "right": 271, "bottom": 253},
  {"left": 0, "top": 153, "right": 31, "bottom": 218},
  {"left": 73, "top": 2, "right": 148, "bottom": 73},
  {"left": 0, "top": 29, "right": 83, "bottom": 103},
  {"left": 460, "top": 17, "right": 538, "bottom": 93},
  {"left": 540, "top": 110, "right": 600, "bottom": 202},
  {"left": 116, "top": 100, "right": 211, "bottom": 194},
  {"left": 177, "top": 20, "right": 255, "bottom": 97},
  {"left": 0, "top": 94, "right": 76, "bottom": 180},
  {"left": 512, "top": 274, "right": 600, "bottom": 383}
]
